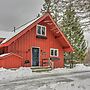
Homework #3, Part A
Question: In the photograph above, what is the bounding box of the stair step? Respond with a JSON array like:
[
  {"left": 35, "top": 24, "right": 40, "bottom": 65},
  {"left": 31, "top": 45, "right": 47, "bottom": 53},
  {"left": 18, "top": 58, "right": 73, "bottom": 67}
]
[
  {"left": 31, "top": 66, "right": 52, "bottom": 72},
  {"left": 31, "top": 66, "right": 51, "bottom": 69},
  {"left": 32, "top": 68, "right": 52, "bottom": 72}
]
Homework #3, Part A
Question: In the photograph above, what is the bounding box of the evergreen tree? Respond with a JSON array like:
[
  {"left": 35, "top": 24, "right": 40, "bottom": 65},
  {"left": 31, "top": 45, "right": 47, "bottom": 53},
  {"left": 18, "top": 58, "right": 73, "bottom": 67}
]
[
  {"left": 61, "top": 3, "right": 87, "bottom": 64},
  {"left": 40, "top": 0, "right": 87, "bottom": 65},
  {"left": 73, "top": 0, "right": 90, "bottom": 31},
  {"left": 41, "top": 0, "right": 61, "bottom": 23},
  {"left": 41, "top": 0, "right": 90, "bottom": 31}
]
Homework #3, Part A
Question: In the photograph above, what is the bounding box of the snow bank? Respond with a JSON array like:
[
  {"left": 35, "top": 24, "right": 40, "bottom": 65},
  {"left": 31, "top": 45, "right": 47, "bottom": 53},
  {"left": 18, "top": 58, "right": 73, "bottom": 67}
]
[
  {"left": 50, "top": 68, "right": 71, "bottom": 74},
  {"left": 16, "top": 67, "right": 32, "bottom": 77},
  {"left": 50, "top": 64, "right": 90, "bottom": 74},
  {"left": 0, "top": 67, "right": 32, "bottom": 81},
  {"left": 72, "top": 64, "right": 90, "bottom": 72},
  {"left": 0, "top": 64, "right": 90, "bottom": 82}
]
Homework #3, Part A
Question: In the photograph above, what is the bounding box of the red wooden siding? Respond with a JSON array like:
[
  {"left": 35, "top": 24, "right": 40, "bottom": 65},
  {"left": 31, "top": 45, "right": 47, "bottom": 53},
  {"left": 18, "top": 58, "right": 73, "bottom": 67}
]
[
  {"left": 0, "top": 53, "right": 22, "bottom": 68},
  {"left": 0, "top": 13, "right": 74, "bottom": 68},
  {"left": 7, "top": 24, "right": 64, "bottom": 68}
]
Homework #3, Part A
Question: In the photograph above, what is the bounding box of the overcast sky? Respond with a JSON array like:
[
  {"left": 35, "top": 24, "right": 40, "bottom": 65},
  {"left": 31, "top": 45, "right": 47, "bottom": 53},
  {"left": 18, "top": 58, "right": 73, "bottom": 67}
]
[
  {"left": 0, "top": 0, "right": 89, "bottom": 47},
  {"left": 0, "top": 0, "right": 44, "bottom": 31}
]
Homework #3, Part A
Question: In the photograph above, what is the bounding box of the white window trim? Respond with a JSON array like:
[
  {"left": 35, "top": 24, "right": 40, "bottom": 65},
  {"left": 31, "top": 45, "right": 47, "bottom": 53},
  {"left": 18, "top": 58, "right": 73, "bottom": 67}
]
[
  {"left": 50, "top": 48, "right": 59, "bottom": 57},
  {"left": 36, "top": 24, "right": 46, "bottom": 36}
]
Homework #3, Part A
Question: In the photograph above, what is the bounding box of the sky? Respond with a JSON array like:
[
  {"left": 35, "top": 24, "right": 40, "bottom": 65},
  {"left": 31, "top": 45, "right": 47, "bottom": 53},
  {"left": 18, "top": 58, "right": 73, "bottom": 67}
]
[
  {"left": 0, "top": 0, "right": 44, "bottom": 31},
  {"left": 0, "top": 0, "right": 89, "bottom": 47}
]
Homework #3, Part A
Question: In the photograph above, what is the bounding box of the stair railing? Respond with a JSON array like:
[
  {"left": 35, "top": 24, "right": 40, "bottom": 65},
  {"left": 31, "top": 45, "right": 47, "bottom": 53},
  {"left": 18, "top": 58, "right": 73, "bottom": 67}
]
[{"left": 48, "top": 58, "right": 54, "bottom": 69}]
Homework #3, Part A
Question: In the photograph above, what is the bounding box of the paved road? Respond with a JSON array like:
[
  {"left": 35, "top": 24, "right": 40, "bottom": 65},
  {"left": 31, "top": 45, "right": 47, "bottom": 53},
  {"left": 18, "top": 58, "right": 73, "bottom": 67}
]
[{"left": 0, "top": 71, "right": 90, "bottom": 90}]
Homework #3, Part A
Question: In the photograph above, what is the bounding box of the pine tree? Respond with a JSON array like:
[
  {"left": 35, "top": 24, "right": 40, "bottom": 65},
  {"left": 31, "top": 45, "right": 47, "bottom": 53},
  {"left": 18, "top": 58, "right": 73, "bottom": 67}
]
[
  {"left": 61, "top": 3, "right": 87, "bottom": 64},
  {"left": 40, "top": 0, "right": 87, "bottom": 66},
  {"left": 41, "top": 0, "right": 90, "bottom": 31},
  {"left": 41, "top": 0, "right": 61, "bottom": 23},
  {"left": 60, "top": 0, "right": 90, "bottom": 31},
  {"left": 73, "top": 0, "right": 90, "bottom": 31}
]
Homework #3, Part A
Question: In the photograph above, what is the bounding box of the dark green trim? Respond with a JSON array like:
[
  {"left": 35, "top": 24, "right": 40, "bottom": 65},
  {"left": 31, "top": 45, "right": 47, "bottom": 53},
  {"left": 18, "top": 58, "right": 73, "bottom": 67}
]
[
  {"left": 50, "top": 57, "right": 60, "bottom": 60},
  {"left": 36, "top": 35, "right": 47, "bottom": 39}
]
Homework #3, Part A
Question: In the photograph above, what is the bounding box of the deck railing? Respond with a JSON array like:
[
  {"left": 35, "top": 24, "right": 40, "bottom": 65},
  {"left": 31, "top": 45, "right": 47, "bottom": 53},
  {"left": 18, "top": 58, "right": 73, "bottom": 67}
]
[{"left": 42, "top": 58, "right": 54, "bottom": 69}]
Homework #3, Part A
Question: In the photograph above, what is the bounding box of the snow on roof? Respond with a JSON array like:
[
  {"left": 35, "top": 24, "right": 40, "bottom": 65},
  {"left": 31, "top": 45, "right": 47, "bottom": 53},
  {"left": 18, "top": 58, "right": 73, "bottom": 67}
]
[
  {"left": 0, "top": 31, "right": 13, "bottom": 39},
  {"left": 0, "top": 16, "right": 41, "bottom": 44},
  {"left": 0, "top": 53, "right": 23, "bottom": 59},
  {"left": 0, "top": 53, "right": 10, "bottom": 57}
]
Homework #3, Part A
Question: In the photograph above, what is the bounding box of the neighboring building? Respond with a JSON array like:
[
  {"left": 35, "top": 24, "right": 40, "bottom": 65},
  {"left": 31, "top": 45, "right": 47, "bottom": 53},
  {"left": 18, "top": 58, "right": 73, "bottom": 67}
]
[{"left": 0, "top": 13, "right": 74, "bottom": 68}]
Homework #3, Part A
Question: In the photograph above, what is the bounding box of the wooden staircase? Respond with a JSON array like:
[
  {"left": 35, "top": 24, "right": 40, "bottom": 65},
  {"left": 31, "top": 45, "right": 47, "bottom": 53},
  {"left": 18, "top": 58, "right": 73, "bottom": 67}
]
[{"left": 31, "top": 58, "right": 54, "bottom": 72}]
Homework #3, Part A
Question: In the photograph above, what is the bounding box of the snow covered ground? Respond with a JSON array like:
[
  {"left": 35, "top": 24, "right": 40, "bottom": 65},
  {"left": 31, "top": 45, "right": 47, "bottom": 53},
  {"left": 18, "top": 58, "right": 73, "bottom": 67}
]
[
  {"left": 0, "top": 64, "right": 90, "bottom": 90},
  {"left": 51, "top": 64, "right": 90, "bottom": 74},
  {"left": 35, "top": 79, "right": 90, "bottom": 90},
  {"left": 0, "top": 67, "right": 32, "bottom": 81},
  {"left": 0, "top": 64, "right": 90, "bottom": 81}
]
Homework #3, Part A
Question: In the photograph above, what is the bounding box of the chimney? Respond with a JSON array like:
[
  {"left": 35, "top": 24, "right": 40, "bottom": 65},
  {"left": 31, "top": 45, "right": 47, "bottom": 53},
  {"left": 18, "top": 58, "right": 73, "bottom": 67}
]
[{"left": 14, "top": 27, "right": 16, "bottom": 32}]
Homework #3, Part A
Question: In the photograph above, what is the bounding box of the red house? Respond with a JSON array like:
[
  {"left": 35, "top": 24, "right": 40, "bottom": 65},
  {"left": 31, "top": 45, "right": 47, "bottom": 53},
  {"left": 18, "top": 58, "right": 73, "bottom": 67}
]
[{"left": 0, "top": 13, "right": 74, "bottom": 68}]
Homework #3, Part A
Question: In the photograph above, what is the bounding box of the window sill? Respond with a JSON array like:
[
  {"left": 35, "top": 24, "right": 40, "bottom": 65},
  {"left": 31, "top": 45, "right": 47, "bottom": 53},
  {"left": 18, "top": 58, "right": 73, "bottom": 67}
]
[
  {"left": 50, "top": 57, "right": 60, "bottom": 60},
  {"left": 36, "top": 35, "right": 47, "bottom": 39}
]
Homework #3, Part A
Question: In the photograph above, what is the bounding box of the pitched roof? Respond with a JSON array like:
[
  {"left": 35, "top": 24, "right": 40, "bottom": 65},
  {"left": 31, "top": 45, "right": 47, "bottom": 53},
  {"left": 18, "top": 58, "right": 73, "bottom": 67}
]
[
  {"left": 0, "top": 16, "right": 41, "bottom": 44},
  {"left": 0, "top": 13, "right": 74, "bottom": 52},
  {"left": 0, "top": 53, "right": 23, "bottom": 59}
]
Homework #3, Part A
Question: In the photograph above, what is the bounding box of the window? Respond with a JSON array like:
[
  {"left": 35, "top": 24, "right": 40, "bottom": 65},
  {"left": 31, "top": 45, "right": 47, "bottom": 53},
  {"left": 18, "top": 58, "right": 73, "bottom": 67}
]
[
  {"left": 50, "top": 48, "right": 58, "bottom": 57},
  {"left": 37, "top": 25, "right": 46, "bottom": 36}
]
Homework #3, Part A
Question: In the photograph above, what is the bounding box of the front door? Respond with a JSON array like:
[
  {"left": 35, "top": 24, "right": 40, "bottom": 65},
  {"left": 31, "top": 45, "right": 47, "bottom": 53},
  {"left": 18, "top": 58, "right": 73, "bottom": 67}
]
[{"left": 32, "top": 47, "right": 39, "bottom": 66}]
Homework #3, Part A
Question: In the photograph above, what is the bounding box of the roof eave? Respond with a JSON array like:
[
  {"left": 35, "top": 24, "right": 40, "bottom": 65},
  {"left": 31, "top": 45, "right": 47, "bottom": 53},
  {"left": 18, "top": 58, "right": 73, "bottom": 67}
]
[
  {"left": 47, "top": 14, "right": 74, "bottom": 52},
  {"left": 63, "top": 47, "right": 74, "bottom": 52}
]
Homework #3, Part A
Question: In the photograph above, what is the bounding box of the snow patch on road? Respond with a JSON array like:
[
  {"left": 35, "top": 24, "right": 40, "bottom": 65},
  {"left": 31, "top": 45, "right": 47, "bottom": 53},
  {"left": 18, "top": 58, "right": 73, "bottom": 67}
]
[{"left": 37, "top": 79, "right": 90, "bottom": 90}]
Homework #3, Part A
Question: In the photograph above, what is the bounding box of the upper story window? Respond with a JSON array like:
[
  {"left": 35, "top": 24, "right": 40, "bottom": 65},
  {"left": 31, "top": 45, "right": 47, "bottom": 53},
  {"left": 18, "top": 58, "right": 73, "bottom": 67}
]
[
  {"left": 50, "top": 48, "right": 59, "bottom": 57},
  {"left": 36, "top": 25, "right": 46, "bottom": 36}
]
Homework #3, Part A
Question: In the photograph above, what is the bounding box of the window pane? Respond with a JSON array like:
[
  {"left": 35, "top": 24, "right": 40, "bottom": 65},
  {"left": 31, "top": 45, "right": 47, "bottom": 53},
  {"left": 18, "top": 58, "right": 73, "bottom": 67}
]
[
  {"left": 55, "top": 50, "right": 58, "bottom": 56},
  {"left": 37, "top": 26, "right": 41, "bottom": 34},
  {"left": 42, "top": 27, "right": 45, "bottom": 35},
  {"left": 51, "top": 50, "right": 54, "bottom": 56}
]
